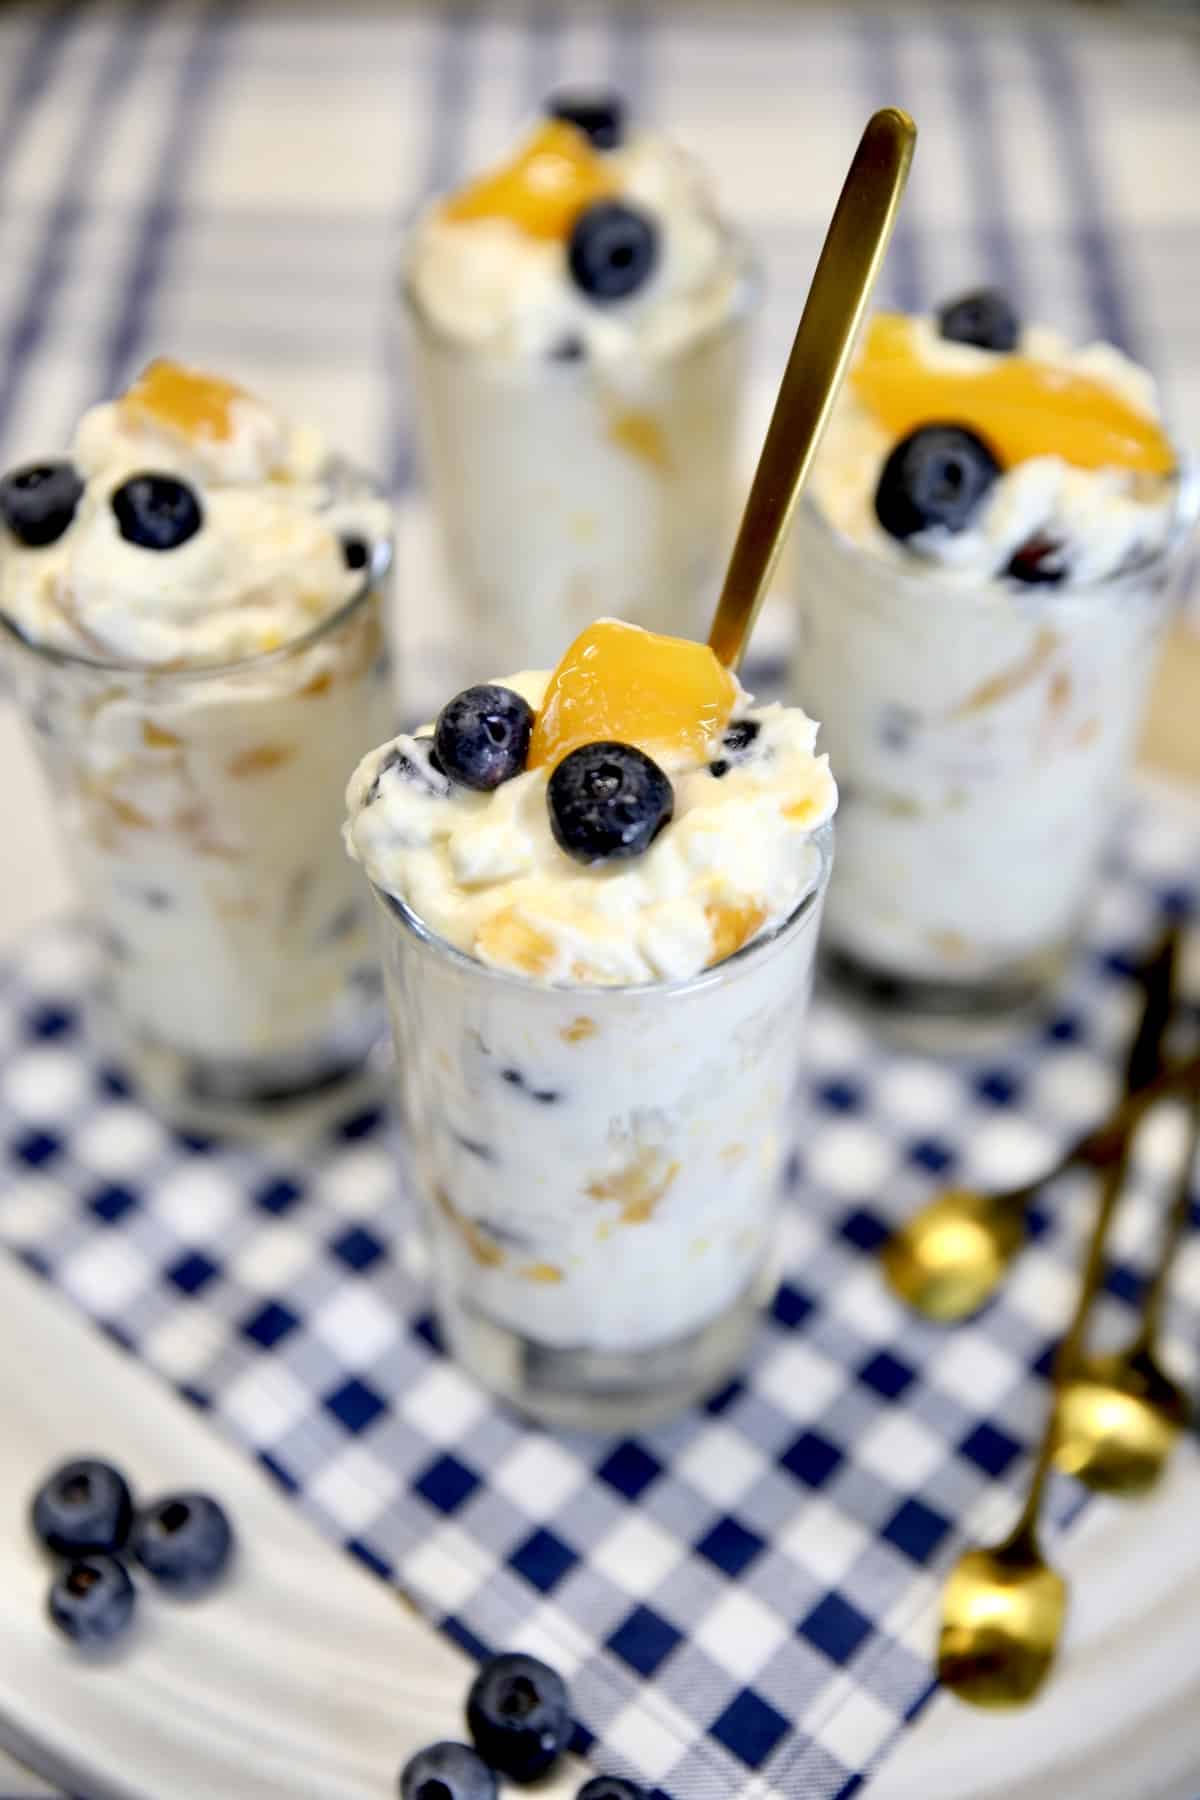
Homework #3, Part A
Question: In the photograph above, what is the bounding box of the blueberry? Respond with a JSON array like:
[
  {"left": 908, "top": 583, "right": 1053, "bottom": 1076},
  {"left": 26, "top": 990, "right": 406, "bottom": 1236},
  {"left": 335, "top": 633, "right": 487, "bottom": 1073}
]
[
  {"left": 111, "top": 472, "right": 203, "bottom": 551},
  {"left": 48, "top": 1556, "right": 136, "bottom": 1648},
  {"left": 874, "top": 425, "right": 1001, "bottom": 542},
  {"left": 132, "top": 1492, "right": 233, "bottom": 1594},
  {"left": 399, "top": 1741, "right": 496, "bottom": 1800},
  {"left": 341, "top": 535, "right": 370, "bottom": 571},
  {"left": 567, "top": 202, "right": 658, "bottom": 304},
  {"left": 577, "top": 1780, "right": 647, "bottom": 1800},
  {"left": 710, "top": 717, "right": 761, "bottom": 778},
  {"left": 466, "top": 1652, "right": 570, "bottom": 1784},
  {"left": 31, "top": 1458, "right": 134, "bottom": 1557},
  {"left": 548, "top": 741, "right": 674, "bottom": 864},
  {"left": 0, "top": 460, "right": 84, "bottom": 547},
  {"left": 547, "top": 90, "right": 626, "bottom": 151},
  {"left": 1005, "top": 533, "right": 1069, "bottom": 586},
  {"left": 549, "top": 334, "right": 586, "bottom": 363},
  {"left": 435, "top": 685, "right": 534, "bottom": 791},
  {"left": 936, "top": 287, "right": 1020, "bottom": 353}
]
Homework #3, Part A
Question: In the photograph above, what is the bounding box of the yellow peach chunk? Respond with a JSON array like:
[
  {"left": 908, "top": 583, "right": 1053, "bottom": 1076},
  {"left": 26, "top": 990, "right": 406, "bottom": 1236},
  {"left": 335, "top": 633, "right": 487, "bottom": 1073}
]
[
  {"left": 121, "top": 359, "right": 247, "bottom": 443},
  {"left": 705, "top": 899, "right": 766, "bottom": 966},
  {"left": 141, "top": 720, "right": 182, "bottom": 749},
  {"left": 853, "top": 314, "right": 1174, "bottom": 476},
  {"left": 441, "top": 120, "right": 616, "bottom": 241},
  {"left": 587, "top": 1148, "right": 679, "bottom": 1225},
  {"left": 226, "top": 745, "right": 294, "bottom": 778},
  {"left": 475, "top": 907, "right": 556, "bottom": 977},
  {"left": 528, "top": 619, "right": 737, "bottom": 771}
]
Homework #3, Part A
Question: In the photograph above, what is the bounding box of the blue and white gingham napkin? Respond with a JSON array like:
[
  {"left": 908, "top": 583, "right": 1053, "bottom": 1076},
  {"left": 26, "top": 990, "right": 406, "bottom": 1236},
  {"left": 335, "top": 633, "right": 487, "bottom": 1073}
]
[{"left": 3, "top": 786, "right": 1199, "bottom": 1800}]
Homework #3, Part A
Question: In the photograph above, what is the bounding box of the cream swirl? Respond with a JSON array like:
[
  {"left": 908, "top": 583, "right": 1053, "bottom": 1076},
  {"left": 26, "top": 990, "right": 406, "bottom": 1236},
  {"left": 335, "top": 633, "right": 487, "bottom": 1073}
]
[
  {"left": 346, "top": 667, "right": 836, "bottom": 986},
  {"left": 407, "top": 118, "right": 748, "bottom": 361},
  {"left": 0, "top": 362, "right": 390, "bottom": 666}
]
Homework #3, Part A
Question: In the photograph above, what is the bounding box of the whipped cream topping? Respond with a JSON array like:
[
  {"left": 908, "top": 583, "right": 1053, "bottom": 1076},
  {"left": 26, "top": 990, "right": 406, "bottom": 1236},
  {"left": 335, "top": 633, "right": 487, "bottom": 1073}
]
[
  {"left": 346, "top": 670, "right": 836, "bottom": 986},
  {"left": 1, "top": 369, "right": 391, "bottom": 666},
  {"left": 407, "top": 126, "right": 747, "bottom": 361},
  {"left": 813, "top": 315, "right": 1179, "bottom": 584}
]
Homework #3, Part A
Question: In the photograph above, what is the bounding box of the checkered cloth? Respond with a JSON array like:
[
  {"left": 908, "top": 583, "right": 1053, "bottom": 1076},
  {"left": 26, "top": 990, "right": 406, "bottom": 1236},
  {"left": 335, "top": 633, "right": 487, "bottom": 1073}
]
[
  {"left": 3, "top": 792, "right": 1200, "bottom": 1799},
  {"left": 4, "top": 4, "right": 1200, "bottom": 1796}
]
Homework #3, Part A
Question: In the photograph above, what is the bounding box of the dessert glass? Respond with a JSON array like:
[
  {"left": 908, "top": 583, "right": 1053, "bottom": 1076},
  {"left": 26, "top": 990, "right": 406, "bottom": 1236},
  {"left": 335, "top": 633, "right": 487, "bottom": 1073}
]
[
  {"left": 2, "top": 515, "right": 395, "bottom": 1120},
  {"left": 371, "top": 825, "right": 831, "bottom": 1431},
  {"left": 791, "top": 489, "right": 1195, "bottom": 1036},
  {"left": 403, "top": 273, "right": 758, "bottom": 678}
]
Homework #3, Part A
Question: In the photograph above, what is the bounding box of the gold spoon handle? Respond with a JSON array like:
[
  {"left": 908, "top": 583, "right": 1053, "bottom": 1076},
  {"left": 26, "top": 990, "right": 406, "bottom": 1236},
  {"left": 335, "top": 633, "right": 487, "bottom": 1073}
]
[
  {"left": 707, "top": 107, "right": 916, "bottom": 671},
  {"left": 1136, "top": 1087, "right": 1200, "bottom": 1351},
  {"left": 1007, "top": 1128, "right": 1142, "bottom": 1553},
  {"left": 987, "top": 1050, "right": 1200, "bottom": 1229}
]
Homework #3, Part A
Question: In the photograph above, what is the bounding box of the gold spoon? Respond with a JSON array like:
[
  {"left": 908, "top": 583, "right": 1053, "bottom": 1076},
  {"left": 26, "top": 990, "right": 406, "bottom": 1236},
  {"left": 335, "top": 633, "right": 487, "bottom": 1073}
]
[
  {"left": 1054, "top": 1090, "right": 1198, "bottom": 1495},
  {"left": 707, "top": 107, "right": 916, "bottom": 671},
  {"left": 884, "top": 930, "right": 1187, "bottom": 1323},
  {"left": 938, "top": 1108, "right": 1149, "bottom": 1706}
]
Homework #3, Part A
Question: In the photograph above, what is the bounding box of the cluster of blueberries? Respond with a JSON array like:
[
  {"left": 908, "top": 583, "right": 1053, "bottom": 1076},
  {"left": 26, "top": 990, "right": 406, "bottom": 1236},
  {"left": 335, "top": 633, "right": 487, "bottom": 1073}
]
[
  {"left": 383, "top": 683, "right": 759, "bottom": 865},
  {"left": 0, "top": 460, "right": 204, "bottom": 554},
  {"left": 872, "top": 288, "right": 1069, "bottom": 586},
  {"left": 544, "top": 93, "right": 658, "bottom": 316},
  {"left": 31, "top": 1455, "right": 233, "bottom": 1647},
  {"left": 401, "top": 1649, "right": 642, "bottom": 1800}
]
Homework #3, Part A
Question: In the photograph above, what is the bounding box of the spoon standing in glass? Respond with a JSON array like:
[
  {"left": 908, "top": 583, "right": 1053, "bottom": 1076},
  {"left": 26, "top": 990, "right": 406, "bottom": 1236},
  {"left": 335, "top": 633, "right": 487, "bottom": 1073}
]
[
  {"left": 707, "top": 107, "right": 916, "bottom": 671},
  {"left": 1054, "top": 1089, "right": 1198, "bottom": 1495}
]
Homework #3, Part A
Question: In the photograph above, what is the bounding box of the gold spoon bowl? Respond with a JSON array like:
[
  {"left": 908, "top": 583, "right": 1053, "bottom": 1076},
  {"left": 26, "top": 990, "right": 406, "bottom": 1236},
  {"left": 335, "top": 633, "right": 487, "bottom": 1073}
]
[
  {"left": 882, "top": 1185, "right": 1027, "bottom": 1323},
  {"left": 884, "top": 1052, "right": 1200, "bottom": 1324},
  {"left": 1054, "top": 1350, "right": 1190, "bottom": 1497},
  {"left": 938, "top": 1533, "right": 1066, "bottom": 1709}
]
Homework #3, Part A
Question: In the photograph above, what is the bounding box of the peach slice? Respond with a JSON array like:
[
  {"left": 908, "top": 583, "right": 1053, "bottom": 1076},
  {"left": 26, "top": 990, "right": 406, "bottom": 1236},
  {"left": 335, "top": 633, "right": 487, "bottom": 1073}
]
[
  {"left": 853, "top": 314, "right": 1174, "bottom": 476},
  {"left": 121, "top": 359, "right": 248, "bottom": 443},
  {"left": 528, "top": 619, "right": 737, "bottom": 770},
  {"left": 441, "top": 120, "right": 616, "bottom": 241}
]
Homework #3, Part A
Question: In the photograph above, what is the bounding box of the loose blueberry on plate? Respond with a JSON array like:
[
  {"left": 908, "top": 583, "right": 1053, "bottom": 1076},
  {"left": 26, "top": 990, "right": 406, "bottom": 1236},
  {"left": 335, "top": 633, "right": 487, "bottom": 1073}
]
[
  {"left": 874, "top": 424, "right": 1001, "bottom": 542},
  {"left": 1005, "top": 533, "right": 1069, "bottom": 586},
  {"left": 132, "top": 1492, "right": 233, "bottom": 1594},
  {"left": 435, "top": 685, "right": 535, "bottom": 791},
  {"left": 399, "top": 1740, "right": 496, "bottom": 1800},
  {"left": 936, "top": 287, "right": 1020, "bottom": 353},
  {"left": 710, "top": 717, "right": 761, "bottom": 778},
  {"left": 31, "top": 1457, "right": 134, "bottom": 1557},
  {"left": 111, "top": 472, "right": 203, "bottom": 551},
  {"left": 466, "top": 1652, "right": 570, "bottom": 1784},
  {"left": 0, "top": 460, "right": 84, "bottom": 547},
  {"left": 547, "top": 89, "right": 626, "bottom": 151},
  {"left": 568, "top": 202, "right": 659, "bottom": 303},
  {"left": 577, "top": 1779, "right": 648, "bottom": 1800},
  {"left": 548, "top": 741, "right": 674, "bottom": 864},
  {"left": 48, "top": 1555, "right": 136, "bottom": 1648}
]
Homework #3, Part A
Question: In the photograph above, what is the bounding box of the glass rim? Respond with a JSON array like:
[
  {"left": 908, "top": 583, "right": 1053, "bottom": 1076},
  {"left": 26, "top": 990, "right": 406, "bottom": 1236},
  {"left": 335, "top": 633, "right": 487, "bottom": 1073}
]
[
  {"left": 369, "top": 820, "right": 832, "bottom": 1001},
  {"left": 399, "top": 232, "right": 762, "bottom": 370},
  {"left": 0, "top": 460, "right": 394, "bottom": 684},
  {"left": 798, "top": 452, "right": 1200, "bottom": 600}
]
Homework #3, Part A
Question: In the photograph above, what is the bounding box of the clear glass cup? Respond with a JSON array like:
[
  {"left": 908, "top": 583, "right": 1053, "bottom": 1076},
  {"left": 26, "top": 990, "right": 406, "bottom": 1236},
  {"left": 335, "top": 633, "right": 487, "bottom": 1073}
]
[
  {"left": 402, "top": 266, "right": 759, "bottom": 680},
  {"left": 2, "top": 508, "right": 395, "bottom": 1124},
  {"left": 370, "top": 826, "right": 831, "bottom": 1431},
  {"left": 791, "top": 488, "right": 1197, "bottom": 1041}
]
